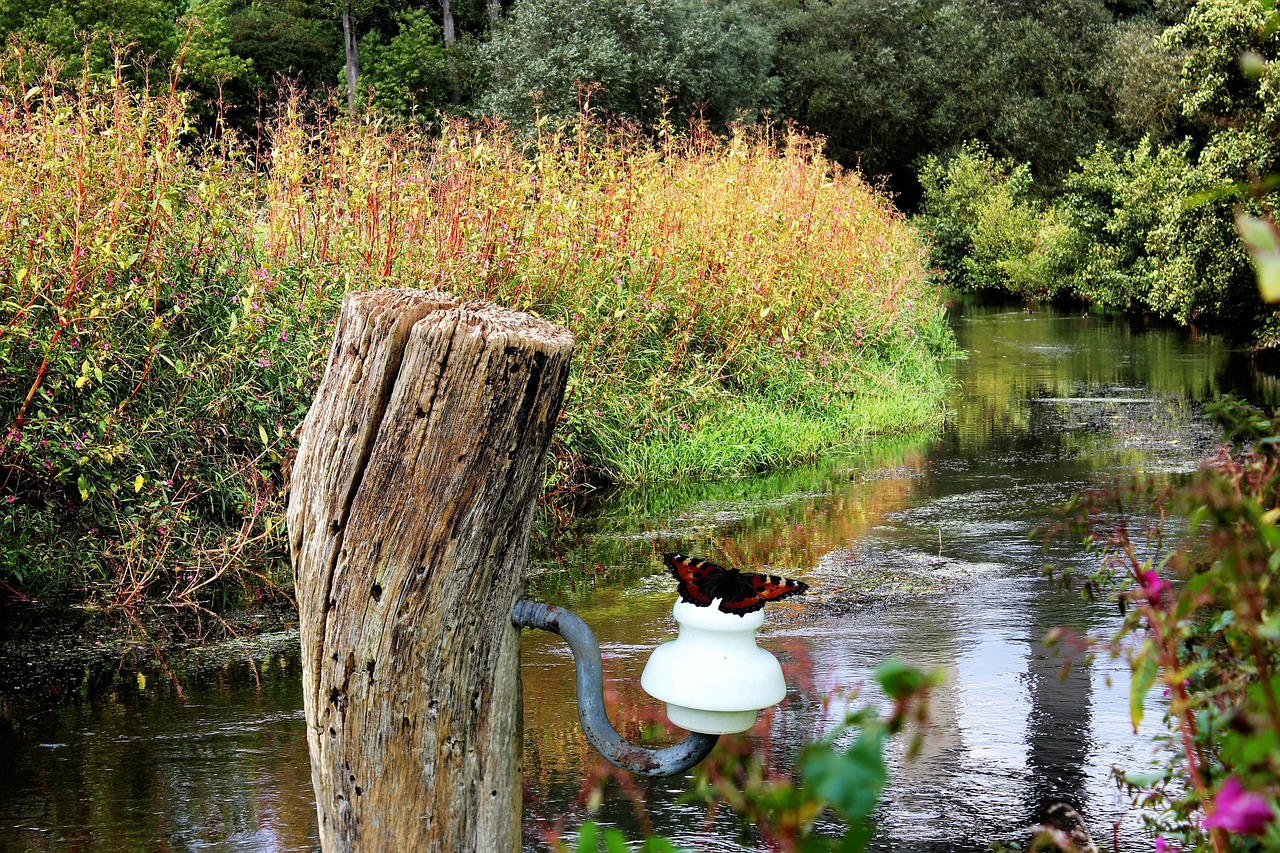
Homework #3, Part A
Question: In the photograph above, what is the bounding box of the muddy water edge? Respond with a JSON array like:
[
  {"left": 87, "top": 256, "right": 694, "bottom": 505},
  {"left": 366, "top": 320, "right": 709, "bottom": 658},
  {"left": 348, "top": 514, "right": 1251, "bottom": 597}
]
[{"left": 2, "top": 300, "right": 1276, "bottom": 852}]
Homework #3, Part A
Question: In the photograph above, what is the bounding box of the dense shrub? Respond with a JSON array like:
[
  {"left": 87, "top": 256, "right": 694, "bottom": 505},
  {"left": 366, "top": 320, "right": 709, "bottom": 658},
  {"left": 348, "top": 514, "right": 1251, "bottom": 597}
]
[
  {"left": 920, "top": 135, "right": 1269, "bottom": 334},
  {"left": 919, "top": 0, "right": 1280, "bottom": 341},
  {"left": 0, "top": 66, "right": 953, "bottom": 602},
  {"left": 918, "top": 143, "right": 1072, "bottom": 302},
  {"left": 479, "top": 0, "right": 778, "bottom": 127},
  {"left": 357, "top": 8, "right": 451, "bottom": 117}
]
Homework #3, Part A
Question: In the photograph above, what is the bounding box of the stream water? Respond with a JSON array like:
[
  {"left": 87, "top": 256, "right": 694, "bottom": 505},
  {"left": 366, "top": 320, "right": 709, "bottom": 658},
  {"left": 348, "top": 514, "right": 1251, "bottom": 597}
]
[{"left": 2, "top": 301, "right": 1276, "bottom": 852}]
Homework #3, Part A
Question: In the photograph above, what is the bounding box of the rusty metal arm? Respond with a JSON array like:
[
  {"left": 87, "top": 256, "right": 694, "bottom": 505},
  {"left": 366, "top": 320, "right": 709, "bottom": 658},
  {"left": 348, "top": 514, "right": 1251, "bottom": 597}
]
[{"left": 511, "top": 599, "right": 720, "bottom": 777}]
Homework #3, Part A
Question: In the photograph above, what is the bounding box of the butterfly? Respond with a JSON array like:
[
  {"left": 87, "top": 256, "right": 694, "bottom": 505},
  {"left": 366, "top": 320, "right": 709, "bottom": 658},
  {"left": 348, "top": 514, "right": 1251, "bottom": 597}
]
[{"left": 662, "top": 553, "right": 808, "bottom": 616}]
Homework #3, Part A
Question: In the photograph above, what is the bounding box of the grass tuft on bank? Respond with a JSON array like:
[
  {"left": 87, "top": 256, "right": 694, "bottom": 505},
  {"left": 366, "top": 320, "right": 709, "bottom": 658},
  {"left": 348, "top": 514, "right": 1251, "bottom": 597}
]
[{"left": 0, "top": 65, "right": 953, "bottom": 603}]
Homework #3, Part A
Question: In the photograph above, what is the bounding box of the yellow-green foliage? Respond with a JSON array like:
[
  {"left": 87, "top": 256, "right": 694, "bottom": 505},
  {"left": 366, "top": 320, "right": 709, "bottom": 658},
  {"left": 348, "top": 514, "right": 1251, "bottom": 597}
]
[{"left": 0, "top": 67, "right": 953, "bottom": 601}]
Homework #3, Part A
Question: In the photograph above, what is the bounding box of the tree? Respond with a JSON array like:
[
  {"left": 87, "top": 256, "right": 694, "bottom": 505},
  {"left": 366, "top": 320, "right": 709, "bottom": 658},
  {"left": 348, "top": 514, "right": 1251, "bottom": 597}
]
[
  {"left": 341, "top": 0, "right": 359, "bottom": 111},
  {"left": 481, "top": 0, "right": 778, "bottom": 127},
  {"left": 924, "top": 0, "right": 1117, "bottom": 181},
  {"left": 0, "top": 0, "right": 181, "bottom": 79},
  {"left": 772, "top": 0, "right": 930, "bottom": 182},
  {"left": 440, "top": 0, "right": 460, "bottom": 104},
  {"left": 358, "top": 7, "right": 449, "bottom": 115},
  {"left": 1103, "top": 18, "right": 1189, "bottom": 143},
  {"left": 178, "top": 0, "right": 254, "bottom": 104},
  {"left": 225, "top": 0, "right": 338, "bottom": 100},
  {"left": 0, "top": 0, "right": 254, "bottom": 112},
  {"left": 772, "top": 0, "right": 1122, "bottom": 199}
]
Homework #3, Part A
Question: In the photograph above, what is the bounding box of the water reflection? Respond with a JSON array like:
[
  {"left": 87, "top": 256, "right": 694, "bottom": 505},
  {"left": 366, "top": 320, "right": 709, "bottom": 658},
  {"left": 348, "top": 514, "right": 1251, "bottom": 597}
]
[
  {"left": 521, "top": 302, "right": 1272, "bottom": 851},
  {"left": 1, "top": 660, "right": 314, "bottom": 853}
]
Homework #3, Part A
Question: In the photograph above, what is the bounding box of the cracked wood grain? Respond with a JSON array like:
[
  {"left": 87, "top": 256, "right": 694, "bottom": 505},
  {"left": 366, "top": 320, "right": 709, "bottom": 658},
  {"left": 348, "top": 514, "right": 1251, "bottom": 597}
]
[{"left": 287, "top": 289, "right": 574, "bottom": 852}]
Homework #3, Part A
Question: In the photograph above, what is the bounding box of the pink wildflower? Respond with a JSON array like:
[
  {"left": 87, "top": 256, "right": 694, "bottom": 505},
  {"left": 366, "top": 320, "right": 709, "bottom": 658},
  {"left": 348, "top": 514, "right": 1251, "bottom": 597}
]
[
  {"left": 1155, "top": 836, "right": 1179, "bottom": 852},
  {"left": 1203, "top": 777, "right": 1275, "bottom": 835},
  {"left": 1137, "top": 569, "right": 1164, "bottom": 602}
]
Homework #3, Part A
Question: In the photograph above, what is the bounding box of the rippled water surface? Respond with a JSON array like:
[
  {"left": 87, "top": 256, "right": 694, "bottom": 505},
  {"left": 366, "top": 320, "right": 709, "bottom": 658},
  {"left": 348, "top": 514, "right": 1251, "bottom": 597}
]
[{"left": 3, "top": 302, "right": 1276, "bottom": 852}]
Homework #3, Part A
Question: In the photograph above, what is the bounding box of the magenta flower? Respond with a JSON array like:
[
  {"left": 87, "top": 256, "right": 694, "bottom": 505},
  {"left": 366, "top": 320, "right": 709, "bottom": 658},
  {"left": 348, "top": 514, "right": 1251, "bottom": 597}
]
[
  {"left": 1137, "top": 569, "right": 1165, "bottom": 602},
  {"left": 1155, "top": 836, "right": 1179, "bottom": 852},
  {"left": 1203, "top": 777, "right": 1275, "bottom": 835}
]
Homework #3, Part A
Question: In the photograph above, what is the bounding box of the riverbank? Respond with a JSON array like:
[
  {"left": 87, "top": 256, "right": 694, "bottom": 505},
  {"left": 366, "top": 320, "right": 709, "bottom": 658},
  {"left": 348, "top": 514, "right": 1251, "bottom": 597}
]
[{"left": 0, "top": 75, "right": 955, "bottom": 604}]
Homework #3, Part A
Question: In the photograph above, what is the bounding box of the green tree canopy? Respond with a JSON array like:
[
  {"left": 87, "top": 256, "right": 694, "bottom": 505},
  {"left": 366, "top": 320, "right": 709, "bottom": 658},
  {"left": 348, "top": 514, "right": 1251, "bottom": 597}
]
[
  {"left": 0, "top": 0, "right": 252, "bottom": 95},
  {"left": 775, "top": 0, "right": 1123, "bottom": 193},
  {"left": 480, "top": 0, "right": 778, "bottom": 127},
  {"left": 0, "top": 0, "right": 180, "bottom": 76},
  {"left": 224, "top": 0, "right": 338, "bottom": 96},
  {"left": 358, "top": 7, "right": 449, "bottom": 116}
]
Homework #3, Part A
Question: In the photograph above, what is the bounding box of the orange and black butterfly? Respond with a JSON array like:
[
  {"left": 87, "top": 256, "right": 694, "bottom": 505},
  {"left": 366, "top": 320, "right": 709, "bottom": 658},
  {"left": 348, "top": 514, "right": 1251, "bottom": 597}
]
[{"left": 662, "top": 553, "right": 808, "bottom": 616}]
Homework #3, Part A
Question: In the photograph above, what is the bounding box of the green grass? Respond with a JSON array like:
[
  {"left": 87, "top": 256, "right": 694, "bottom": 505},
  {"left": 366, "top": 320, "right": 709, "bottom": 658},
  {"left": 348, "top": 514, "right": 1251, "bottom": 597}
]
[{"left": 579, "top": 348, "right": 951, "bottom": 484}]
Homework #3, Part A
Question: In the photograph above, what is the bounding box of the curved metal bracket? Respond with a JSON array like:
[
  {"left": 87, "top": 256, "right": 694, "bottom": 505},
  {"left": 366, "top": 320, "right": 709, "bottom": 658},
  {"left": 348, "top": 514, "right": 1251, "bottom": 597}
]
[{"left": 512, "top": 598, "right": 720, "bottom": 777}]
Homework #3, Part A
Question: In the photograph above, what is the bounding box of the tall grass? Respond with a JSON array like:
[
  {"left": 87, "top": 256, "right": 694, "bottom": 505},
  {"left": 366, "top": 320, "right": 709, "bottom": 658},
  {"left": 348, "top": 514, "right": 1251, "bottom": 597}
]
[
  {"left": 0, "top": 60, "right": 954, "bottom": 602},
  {"left": 261, "top": 99, "right": 955, "bottom": 482}
]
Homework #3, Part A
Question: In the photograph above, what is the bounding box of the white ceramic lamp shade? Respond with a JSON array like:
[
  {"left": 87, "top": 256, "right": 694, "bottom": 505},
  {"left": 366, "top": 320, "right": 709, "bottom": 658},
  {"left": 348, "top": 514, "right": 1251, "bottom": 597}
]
[{"left": 640, "top": 599, "right": 787, "bottom": 735}]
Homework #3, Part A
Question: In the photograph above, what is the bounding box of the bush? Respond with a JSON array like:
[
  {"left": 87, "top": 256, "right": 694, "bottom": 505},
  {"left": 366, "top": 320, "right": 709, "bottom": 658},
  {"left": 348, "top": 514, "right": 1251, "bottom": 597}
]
[
  {"left": 480, "top": 0, "right": 778, "bottom": 127},
  {"left": 921, "top": 133, "right": 1269, "bottom": 333},
  {"left": 0, "top": 65, "right": 954, "bottom": 602},
  {"left": 357, "top": 8, "right": 451, "bottom": 118},
  {"left": 918, "top": 142, "right": 1069, "bottom": 301},
  {"left": 918, "top": 0, "right": 1280, "bottom": 340}
]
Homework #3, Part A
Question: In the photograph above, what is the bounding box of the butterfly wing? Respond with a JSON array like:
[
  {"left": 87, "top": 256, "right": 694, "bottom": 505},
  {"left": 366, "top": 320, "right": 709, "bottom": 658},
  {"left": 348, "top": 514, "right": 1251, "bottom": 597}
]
[
  {"left": 716, "top": 572, "right": 809, "bottom": 615},
  {"left": 663, "top": 553, "right": 725, "bottom": 607},
  {"left": 665, "top": 553, "right": 809, "bottom": 615}
]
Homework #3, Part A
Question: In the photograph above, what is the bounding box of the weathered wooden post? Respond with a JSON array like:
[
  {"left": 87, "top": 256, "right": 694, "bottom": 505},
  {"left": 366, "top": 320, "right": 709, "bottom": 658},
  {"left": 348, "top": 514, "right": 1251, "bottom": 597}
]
[{"left": 287, "top": 288, "right": 574, "bottom": 851}]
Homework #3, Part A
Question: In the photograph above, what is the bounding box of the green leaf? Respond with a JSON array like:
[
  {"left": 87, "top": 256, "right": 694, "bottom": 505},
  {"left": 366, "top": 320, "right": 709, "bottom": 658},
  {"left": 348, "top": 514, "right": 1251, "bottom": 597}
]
[
  {"left": 1185, "top": 182, "right": 1251, "bottom": 207},
  {"left": 573, "top": 822, "right": 599, "bottom": 853},
  {"left": 1241, "top": 51, "right": 1269, "bottom": 79},
  {"left": 800, "top": 728, "right": 887, "bottom": 821},
  {"left": 1130, "top": 640, "right": 1159, "bottom": 733},
  {"left": 602, "top": 827, "right": 630, "bottom": 853},
  {"left": 873, "top": 660, "right": 932, "bottom": 701},
  {"left": 1209, "top": 609, "right": 1235, "bottom": 633},
  {"left": 77, "top": 474, "right": 90, "bottom": 502},
  {"left": 1120, "top": 770, "right": 1170, "bottom": 788},
  {"left": 1235, "top": 213, "right": 1280, "bottom": 302}
]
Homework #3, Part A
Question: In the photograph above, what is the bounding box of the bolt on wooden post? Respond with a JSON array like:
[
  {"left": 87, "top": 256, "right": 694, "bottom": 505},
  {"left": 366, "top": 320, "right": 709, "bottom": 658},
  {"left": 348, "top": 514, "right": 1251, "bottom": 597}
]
[{"left": 287, "top": 289, "right": 574, "bottom": 851}]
